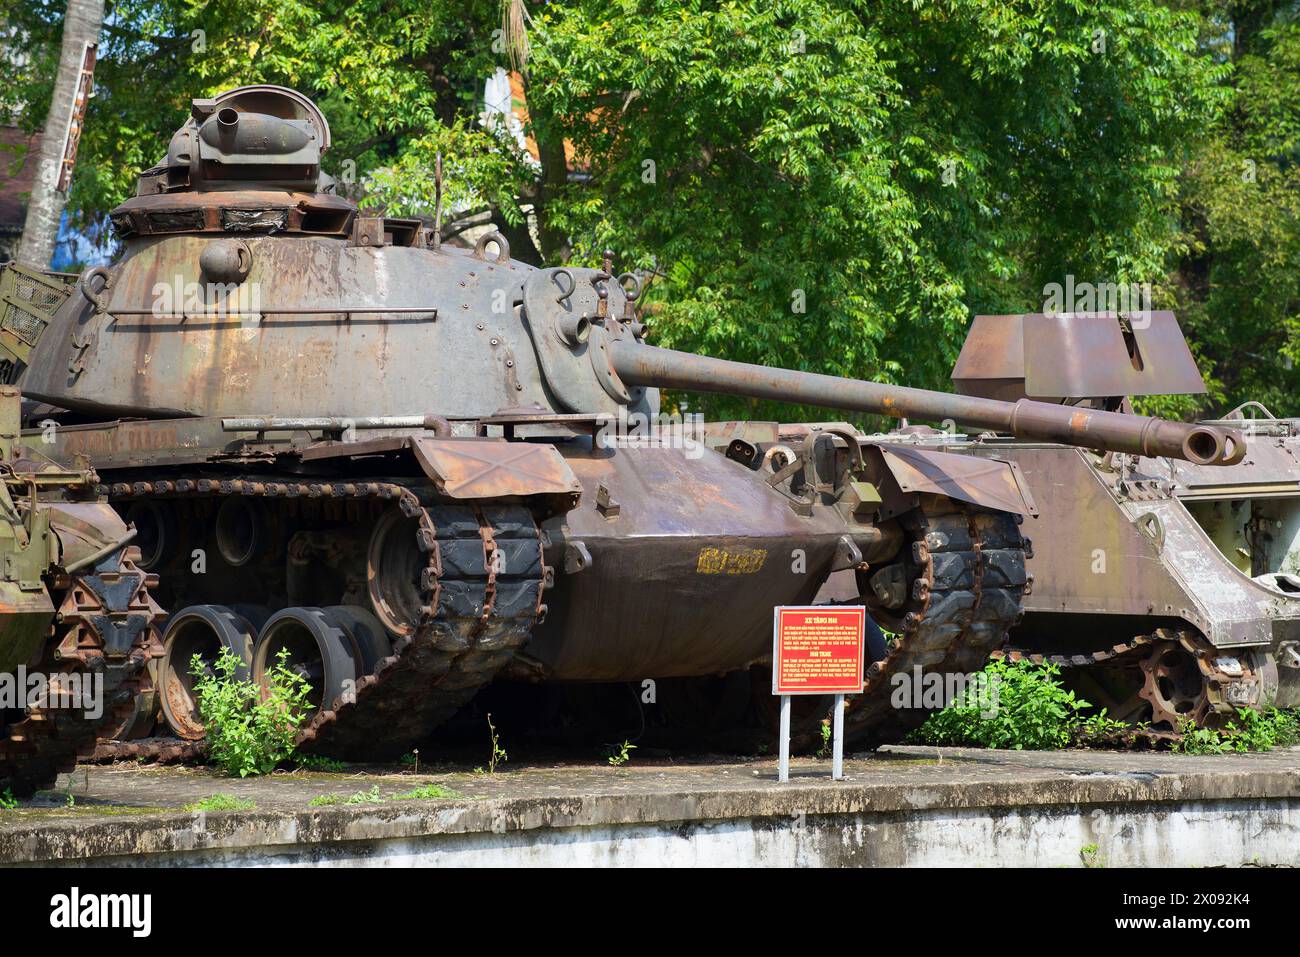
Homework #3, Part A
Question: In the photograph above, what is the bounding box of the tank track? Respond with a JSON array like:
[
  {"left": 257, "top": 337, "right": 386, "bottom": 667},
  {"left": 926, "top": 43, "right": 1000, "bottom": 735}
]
[
  {"left": 0, "top": 553, "right": 163, "bottom": 796},
  {"left": 89, "top": 736, "right": 206, "bottom": 765},
  {"left": 106, "top": 478, "right": 549, "bottom": 761},
  {"left": 794, "top": 499, "right": 1029, "bottom": 751}
]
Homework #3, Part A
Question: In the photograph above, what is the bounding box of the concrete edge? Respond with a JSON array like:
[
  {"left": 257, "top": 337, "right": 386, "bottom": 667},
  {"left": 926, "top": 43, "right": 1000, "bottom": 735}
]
[{"left": 4, "top": 765, "right": 1300, "bottom": 864}]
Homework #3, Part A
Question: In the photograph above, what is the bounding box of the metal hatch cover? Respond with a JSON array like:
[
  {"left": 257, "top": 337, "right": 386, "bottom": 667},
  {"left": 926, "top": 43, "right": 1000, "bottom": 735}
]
[
  {"left": 411, "top": 436, "right": 582, "bottom": 502},
  {"left": 876, "top": 444, "right": 1039, "bottom": 517}
]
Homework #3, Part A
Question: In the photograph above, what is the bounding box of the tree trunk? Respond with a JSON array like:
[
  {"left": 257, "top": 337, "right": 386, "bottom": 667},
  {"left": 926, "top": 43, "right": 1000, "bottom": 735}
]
[{"left": 15, "top": 0, "right": 105, "bottom": 269}]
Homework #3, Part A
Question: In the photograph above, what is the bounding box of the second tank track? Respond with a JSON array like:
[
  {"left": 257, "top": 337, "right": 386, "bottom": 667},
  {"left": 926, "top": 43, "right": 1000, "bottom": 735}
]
[{"left": 107, "top": 478, "right": 549, "bottom": 761}]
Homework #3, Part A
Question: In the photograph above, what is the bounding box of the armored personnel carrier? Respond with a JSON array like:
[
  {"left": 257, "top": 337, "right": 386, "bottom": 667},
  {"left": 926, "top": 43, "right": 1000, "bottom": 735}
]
[
  {"left": 0, "top": 86, "right": 1243, "bottom": 758},
  {"left": 859, "top": 311, "right": 1300, "bottom": 730},
  {"left": 0, "top": 342, "right": 162, "bottom": 793}
]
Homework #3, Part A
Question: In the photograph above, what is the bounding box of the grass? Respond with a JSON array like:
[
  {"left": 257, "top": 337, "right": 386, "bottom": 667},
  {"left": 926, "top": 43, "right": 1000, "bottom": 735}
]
[
  {"left": 309, "top": 781, "right": 460, "bottom": 807},
  {"left": 184, "top": 794, "right": 256, "bottom": 812}
]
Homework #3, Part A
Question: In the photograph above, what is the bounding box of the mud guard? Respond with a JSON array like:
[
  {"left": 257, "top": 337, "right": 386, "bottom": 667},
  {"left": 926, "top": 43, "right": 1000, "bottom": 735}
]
[
  {"left": 871, "top": 443, "right": 1038, "bottom": 517},
  {"left": 410, "top": 436, "right": 582, "bottom": 508}
]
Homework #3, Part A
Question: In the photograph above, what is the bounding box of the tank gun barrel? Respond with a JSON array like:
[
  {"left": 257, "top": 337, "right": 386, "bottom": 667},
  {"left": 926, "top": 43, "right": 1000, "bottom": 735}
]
[{"left": 607, "top": 340, "right": 1243, "bottom": 466}]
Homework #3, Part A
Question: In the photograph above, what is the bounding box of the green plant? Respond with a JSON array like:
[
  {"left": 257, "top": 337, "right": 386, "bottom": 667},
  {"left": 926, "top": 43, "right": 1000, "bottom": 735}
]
[
  {"left": 191, "top": 647, "right": 313, "bottom": 778},
  {"left": 293, "top": 755, "right": 349, "bottom": 773},
  {"left": 65, "top": 791, "right": 75, "bottom": 808},
  {"left": 184, "top": 794, "right": 255, "bottom": 812},
  {"left": 309, "top": 785, "right": 384, "bottom": 807},
  {"left": 393, "top": 783, "right": 458, "bottom": 801},
  {"left": 1174, "top": 718, "right": 1231, "bottom": 754},
  {"left": 1080, "top": 844, "right": 1104, "bottom": 868},
  {"left": 1174, "top": 709, "right": 1299, "bottom": 754},
  {"left": 816, "top": 722, "right": 833, "bottom": 759},
  {"left": 910, "top": 659, "right": 1091, "bottom": 750},
  {"left": 606, "top": 740, "right": 637, "bottom": 767},
  {"left": 0, "top": 788, "right": 17, "bottom": 810},
  {"left": 485, "top": 713, "right": 506, "bottom": 774}
]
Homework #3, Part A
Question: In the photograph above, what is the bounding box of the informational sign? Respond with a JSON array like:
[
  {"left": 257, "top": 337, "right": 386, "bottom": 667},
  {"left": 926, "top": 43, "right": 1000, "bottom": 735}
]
[
  {"left": 771, "top": 606, "right": 866, "bottom": 695},
  {"left": 771, "top": 605, "right": 867, "bottom": 783}
]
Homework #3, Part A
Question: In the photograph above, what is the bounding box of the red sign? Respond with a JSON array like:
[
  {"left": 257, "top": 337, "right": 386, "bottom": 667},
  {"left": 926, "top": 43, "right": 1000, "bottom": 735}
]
[{"left": 771, "top": 606, "right": 866, "bottom": 695}]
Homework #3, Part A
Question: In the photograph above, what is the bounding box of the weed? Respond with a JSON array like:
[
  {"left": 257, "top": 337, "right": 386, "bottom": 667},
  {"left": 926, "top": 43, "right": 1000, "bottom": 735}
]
[
  {"left": 485, "top": 713, "right": 506, "bottom": 773},
  {"left": 0, "top": 788, "right": 16, "bottom": 810},
  {"left": 606, "top": 740, "right": 637, "bottom": 766},
  {"left": 1080, "top": 843, "right": 1104, "bottom": 868},
  {"left": 816, "top": 721, "right": 832, "bottom": 759},
  {"left": 184, "top": 793, "right": 255, "bottom": 812},
  {"left": 910, "top": 659, "right": 1089, "bottom": 750},
  {"left": 393, "top": 783, "right": 458, "bottom": 800},
  {"left": 293, "top": 755, "right": 349, "bottom": 773},
  {"left": 191, "top": 647, "right": 312, "bottom": 778}
]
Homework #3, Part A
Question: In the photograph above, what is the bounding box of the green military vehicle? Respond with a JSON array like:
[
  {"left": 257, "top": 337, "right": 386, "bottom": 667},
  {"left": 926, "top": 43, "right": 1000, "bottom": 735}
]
[{"left": 0, "top": 265, "right": 163, "bottom": 795}]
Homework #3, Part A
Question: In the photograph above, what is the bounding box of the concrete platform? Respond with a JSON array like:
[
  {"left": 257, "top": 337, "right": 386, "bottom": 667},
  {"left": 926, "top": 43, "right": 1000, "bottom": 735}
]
[{"left": 2, "top": 745, "right": 1298, "bottom": 866}]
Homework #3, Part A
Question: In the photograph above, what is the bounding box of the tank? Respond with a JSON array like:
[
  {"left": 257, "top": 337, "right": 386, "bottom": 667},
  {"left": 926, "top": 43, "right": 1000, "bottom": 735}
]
[
  {"left": 855, "top": 310, "right": 1300, "bottom": 731},
  {"left": 0, "top": 86, "right": 1245, "bottom": 758},
  {"left": 0, "top": 372, "right": 162, "bottom": 795}
]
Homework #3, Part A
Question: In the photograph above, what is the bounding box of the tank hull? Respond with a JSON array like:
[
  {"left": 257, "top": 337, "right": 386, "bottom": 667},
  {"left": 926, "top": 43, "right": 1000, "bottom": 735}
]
[{"left": 864, "top": 429, "right": 1300, "bottom": 717}]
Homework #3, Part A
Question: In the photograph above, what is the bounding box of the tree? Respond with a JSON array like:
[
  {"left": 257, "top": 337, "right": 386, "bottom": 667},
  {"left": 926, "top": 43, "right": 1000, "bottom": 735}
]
[
  {"left": 1, "top": 1, "right": 1235, "bottom": 421},
  {"left": 14, "top": 0, "right": 104, "bottom": 268},
  {"left": 1163, "top": 0, "right": 1300, "bottom": 419},
  {"left": 524, "top": 1, "right": 1225, "bottom": 417}
]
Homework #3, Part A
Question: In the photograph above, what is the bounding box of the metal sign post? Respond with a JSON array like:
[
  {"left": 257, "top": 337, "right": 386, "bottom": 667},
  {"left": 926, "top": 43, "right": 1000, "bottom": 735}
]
[
  {"left": 778, "top": 694, "right": 791, "bottom": 783},
  {"left": 832, "top": 693, "right": 845, "bottom": 780},
  {"left": 772, "top": 606, "right": 865, "bottom": 783}
]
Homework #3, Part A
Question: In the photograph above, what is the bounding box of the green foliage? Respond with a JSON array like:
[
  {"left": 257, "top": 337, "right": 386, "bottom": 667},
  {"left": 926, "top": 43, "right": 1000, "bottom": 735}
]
[
  {"left": 1170, "top": 4, "right": 1300, "bottom": 417},
  {"left": 0, "top": 788, "right": 17, "bottom": 810},
  {"left": 485, "top": 713, "right": 506, "bottom": 774},
  {"left": 605, "top": 739, "right": 637, "bottom": 766},
  {"left": 1080, "top": 843, "right": 1104, "bottom": 868},
  {"left": 911, "top": 659, "right": 1093, "bottom": 750},
  {"left": 184, "top": 793, "right": 256, "bottom": 812},
  {"left": 308, "top": 782, "right": 459, "bottom": 806},
  {"left": 293, "top": 755, "right": 350, "bottom": 773},
  {"left": 816, "top": 722, "right": 832, "bottom": 759},
  {"left": 917, "top": 658, "right": 1300, "bottom": 754},
  {"left": 191, "top": 648, "right": 312, "bottom": 778},
  {"left": 1175, "top": 708, "right": 1300, "bottom": 754},
  {"left": 393, "top": 782, "right": 459, "bottom": 800},
  {"left": 528, "top": 0, "right": 1223, "bottom": 418}
]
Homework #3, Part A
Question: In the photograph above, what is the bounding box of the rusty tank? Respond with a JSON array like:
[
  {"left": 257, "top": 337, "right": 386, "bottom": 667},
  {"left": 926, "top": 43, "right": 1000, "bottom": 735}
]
[
  {"left": 0, "top": 327, "right": 162, "bottom": 793},
  {"left": 0, "top": 86, "right": 1246, "bottom": 758},
  {"left": 852, "top": 310, "right": 1300, "bottom": 731}
]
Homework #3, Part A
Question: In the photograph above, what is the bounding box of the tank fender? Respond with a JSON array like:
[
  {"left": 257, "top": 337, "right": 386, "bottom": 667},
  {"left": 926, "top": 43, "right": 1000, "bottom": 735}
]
[
  {"left": 870, "top": 443, "right": 1039, "bottom": 518},
  {"left": 410, "top": 436, "right": 582, "bottom": 507}
]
